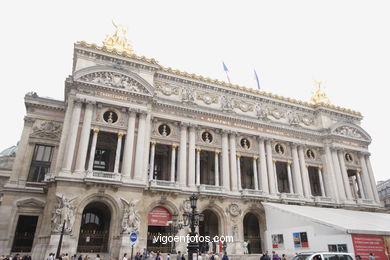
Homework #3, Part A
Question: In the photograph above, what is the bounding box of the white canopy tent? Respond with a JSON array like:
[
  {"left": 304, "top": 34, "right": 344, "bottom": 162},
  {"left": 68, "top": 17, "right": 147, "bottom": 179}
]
[{"left": 263, "top": 202, "right": 390, "bottom": 235}]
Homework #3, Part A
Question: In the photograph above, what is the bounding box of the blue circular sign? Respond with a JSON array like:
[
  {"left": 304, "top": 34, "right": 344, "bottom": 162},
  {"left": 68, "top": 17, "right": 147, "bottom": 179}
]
[{"left": 130, "top": 232, "right": 137, "bottom": 243}]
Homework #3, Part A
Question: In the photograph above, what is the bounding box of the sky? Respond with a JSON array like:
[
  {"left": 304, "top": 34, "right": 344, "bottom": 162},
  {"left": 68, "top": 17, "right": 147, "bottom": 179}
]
[{"left": 0, "top": 0, "right": 389, "bottom": 182}]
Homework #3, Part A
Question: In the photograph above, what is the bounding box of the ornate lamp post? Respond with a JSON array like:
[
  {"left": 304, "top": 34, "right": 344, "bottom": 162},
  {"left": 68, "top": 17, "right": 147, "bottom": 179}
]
[
  {"left": 168, "top": 212, "right": 183, "bottom": 254},
  {"left": 183, "top": 194, "right": 204, "bottom": 260}
]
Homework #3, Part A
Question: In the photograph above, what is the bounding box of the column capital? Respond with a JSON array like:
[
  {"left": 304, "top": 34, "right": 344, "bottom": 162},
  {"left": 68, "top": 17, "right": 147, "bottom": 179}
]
[
  {"left": 272, "top": 159, "right": 276, "bottom": 163},
  {"left": 180, "top": 122, "right": 190, "bottom": 128},
  {"left": 318, "top": 165, "right": 323, "bottom": 170},
  {"left": 287, "top": 161, "right": 292, "bottom": 166},
  {"left": 85, "top": 100, "right": 96, "bottom": 106},
  {"left": 151, "top": 140, "right": 157, "bottom": 147},
  {"left": 92, "top": 128, "right": 100, "bottom": 134},
  {"left": 215, "top": 151, "right": 221, "bottom": 155},
  {"left": 172, "top": 144, "right": 178, "bottom": 150},
  {"left": 357, "top": 169, "right": 361, "bottom": 174},
  {"left": 73, "top": 98, "right": 83, "bottom": 106},
  {"left": 290, "top": 143, "right": 299, "bottom": 149},
  {"left": 118, "top": 132, "right": 124, "bottom": 138},
  {"left": 196, "top": 147, "right": 202, "bottom": 153},
  {"left": 253, "top": 156, "right": 259, "bottom": 161},
  {"left": 127, "top": 107, "right": 138, "bottom": 115},
  {"left": 188, "top": 123, "right": 198, "bottom": 129},
  {"left": 221, "top": 129, "right": 230, "bottom": 135},
  {"left": 236, "top": 154, "right": 241, "bottom": 159}
]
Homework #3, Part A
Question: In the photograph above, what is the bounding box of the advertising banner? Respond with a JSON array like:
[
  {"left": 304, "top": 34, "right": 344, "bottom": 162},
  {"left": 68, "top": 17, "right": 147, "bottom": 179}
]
[
  {"left": 148, "top": 206, "right": 172, "bottom": 226},
  {"left": 352, "top": 234, "right": 387, "bottom": 260}
]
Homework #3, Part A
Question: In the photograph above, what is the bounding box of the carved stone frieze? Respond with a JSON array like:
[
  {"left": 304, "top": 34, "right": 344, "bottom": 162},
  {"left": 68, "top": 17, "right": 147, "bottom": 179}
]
[
  {"left": 221, "top": 95, "right": 234, "bottom": 112},
  {"left": 301, "top": 115, "right": 314, "bottom": 126},
  {"left": 155, "top": 82, "right": 180, "bottom": 96},
  {"left": 181, "top": 86, "right": 195, "bottom": 104},
  {"left": 335, "top": 126, "right": 363, "bottom": 139},
  {"left": 197, "top": 91, "right": 218, "bottom": 105},
  {"left": 268, "top": 107, "right": 286, "bottom": 120},
  {"left": 31, "top": 120, "right": 62, "bottom": 139},
  {"left": 287, "top": 111, "right": 301, "bottom": 126},
  {"left": 254, "top": 104, "right": 269, "bottom": 121},
  {"left": 233, "top": 99, "right": 254, "bottom": 112},
  {"left": 79, "top": 72, "right": 148, "bottom": 94}
]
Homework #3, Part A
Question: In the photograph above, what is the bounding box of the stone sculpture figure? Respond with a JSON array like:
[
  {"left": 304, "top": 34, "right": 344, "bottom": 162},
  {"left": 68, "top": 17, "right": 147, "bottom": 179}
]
[
  {"left": 52, "top": 194, "right": 76, "bottom": 233},
  {"left": 182, "top": 86, "right": 195, "bottom": 103},
  {"left": 221, "top": 95, "right": 233, "bottom": 111},
  {"left": 121, "top": 198, "right": 141, "bottom": 234}
]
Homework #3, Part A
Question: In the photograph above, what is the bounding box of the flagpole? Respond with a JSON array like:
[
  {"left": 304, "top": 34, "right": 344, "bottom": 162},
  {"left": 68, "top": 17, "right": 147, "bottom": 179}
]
[{"left": 222, "top": 62, "right": 231, "bottom": 84}]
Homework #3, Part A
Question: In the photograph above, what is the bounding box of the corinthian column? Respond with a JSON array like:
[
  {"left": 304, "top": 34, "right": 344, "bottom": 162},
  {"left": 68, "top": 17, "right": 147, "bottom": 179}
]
[
  {"left": 133, "top": 112, "right": 147, "bottom": 181},
  {"left": 236, "top": 155, "right": 242, "bottom": 190},
  {"left": 331, "top": 148, "right": 347, "bottom": 201},
  {"left": 215, "top": 151, "right": 220, "bottom": 186},
  {"left": 265, "top": 140, "right": 276, "bottom": 194},
  {"left": 356, "top": 170, "right": 365, "bottom": 199},
  {"left": 75, "top": 101, "right": 94, "bottom": 173},
  {"left": 337, "top": 150, "right": 353, "bottom": 200},
  {"left": 179, "top": 124, "right": 188, "bottom": 187},
  {"left": 359, "top": 153, "right": 374, "bottom": 200},
  {"left": 298, "top": 145, "right": 311, "bottom": 197},
  {"left": 114, "top": 133, "right": 124, "bottom": 173},
  {"left": 188, "top": 126, "right": 196, "bottom": 188},
  {"left": 229, "top": 133, "right": 238, "bottom": 192},
  {"left": 221, "top": 131, "right": 230, "bottom": 191},
  {"left": 87, "top": 129, "right": 99, "bottom": 172},
  {"left": 196, "top": 148, "right": 201, "bottom": 186},
  {"left": 170, "top": 145, "right": 177, "bottom": 182},
  {"left": 148, "top": 141, "right": 156, "bottom": 181},
  {"left": 273, "top": 159, "right": 279, "bottom": 193},
  {"left": 258, "top": 138, "right": 269, "bottom": 193},
  {"left": 253, "top": 156, "right": 259, "bottom": 190},
  {"left": 121, "top": 110, "right": 136, "bottom": 179},
  {"left": 287, "top": 161, "right": 294, "bottom": 194},
  {"left": 365, "top": 154, "right": 380, "bottom": 203},
  {"left": 291, "top": 144, "right": 303, "bottom": 196},
  {"left": 62, "top": 99, "right": 82, "bottom": 172}
]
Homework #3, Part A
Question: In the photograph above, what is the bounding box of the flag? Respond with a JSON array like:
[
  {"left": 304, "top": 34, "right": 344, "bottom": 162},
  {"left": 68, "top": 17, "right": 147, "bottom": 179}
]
[
  {"left": 254, "top": 69, "right": 260, "bottom": 90},
  {"left": 222, "top": 62, "right": 231, "bottom": 83}
]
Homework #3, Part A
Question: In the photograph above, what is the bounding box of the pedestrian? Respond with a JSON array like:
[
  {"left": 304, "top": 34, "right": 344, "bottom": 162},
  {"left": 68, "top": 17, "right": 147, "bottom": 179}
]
[
  {"left": 221, "top": 252, "right": 228, "bottom": 260},
  {"left": 176, "top": 251, "right": 181, "bottom": 260},
  {"left": 143, "top": 249, "right": 149, "bottom": 259},
  {"left": 95, "top": 254, "right": 100, "bottom": 260},
  {"left": 167, "top": 253, "right": 171, "bottom": 260},
  {"left": 135, "top": 252, "right": 142, "bottom": 260},
  {"left": 197, "top": 253, "right": 202, "bottom": 260},
  {"left": 261, "top": 251, "right": 270, "bottom": 260},
  {"left": 181, "top": 253, "right": 186, "bottom": 260},
  {"left": 155, "top": 252, "right": 163, "bottom": 260},
  {"left": 12, "top": 254, "right": 21, "bottom": 260},
  {"left": 369, "top": 253, "right": 375, "bottom": 260},
  {"left": 282, "top": 254, "right": 287, "bottom": 260},
  {"left": 272, "top": 252, "right": 281, "bottom": 260},
  {"left": 356, "top": 256, "right": 362, "bottom": 260},
  {"left": 122, "top": 253, "right": 128, "bottom": 260},
  {"left": 84, "top": 255, "right": 89, "bottom": 260},
  {"left": 77, "top": 254, "right": 83, "bottom": 260},
  {"left": 222, "top": 242, "right": 227, "bottom": 253}
]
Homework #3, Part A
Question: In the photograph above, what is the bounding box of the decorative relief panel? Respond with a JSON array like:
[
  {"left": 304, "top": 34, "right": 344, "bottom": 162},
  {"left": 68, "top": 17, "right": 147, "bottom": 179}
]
[
  {"left": 221, "top": 95, "right": 234, "bottom": 112},
  {"left": 30, "top": 120, "right": 62, "bottom": 140},
  {"left": 255, "top": 104, "right": 270, "bottom": 121},
  {"left": 155, "top": 82, "right": 180, "bottom": 96},
  {"left": 181, "top": 86, "right": 196, "bottom": 104},
  {"left": 79, "top": 72, "right": 148, "bottom": 94},
  {"left": 335, "top": 126, "right": 363, "bottom": 139},
  {"left": 226, "top": 203, "right": 242, "bottom": 217},
  {"left": 233, "top": 99, "right": 254, "bottom": 112},
  {"left": 197, "top": 91, "right": 218, "bottom": 105}
]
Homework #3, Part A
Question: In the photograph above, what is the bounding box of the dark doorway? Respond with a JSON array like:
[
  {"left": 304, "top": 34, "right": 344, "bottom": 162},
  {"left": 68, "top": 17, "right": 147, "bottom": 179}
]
[
  {"left": 11, "top": 215, "right": 38, "bottom": 252},
  {"left": 308, "top": 166, "right": 322, "bottom": 196},
  {"left": 240, "top": 157, "right": 254, "bottom": 189},
  {"left": 199, "top": 210, "right": 219, "bottom": 253},
  {"left": 200, "top": 150, "right": 216, "bottom": 185},
  {"left": 275, "top": 161, "right": 289, "bottom": 193},
  {"left": 77, "top": 202, "right": 111, "bottom": 253},
  {"left": 243, "top": 213, "right": 261, "bottom": 254}
]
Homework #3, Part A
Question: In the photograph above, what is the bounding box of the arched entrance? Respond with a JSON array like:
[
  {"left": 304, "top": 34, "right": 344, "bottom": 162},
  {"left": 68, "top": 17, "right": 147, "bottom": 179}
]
[
  {"left": 243, "top": 213, "right": 261, "bottom": 254},
  {"left": 77, "top": 202, "right": 111, "bottom": 253},
  {"left": 147, "top": 206, "right": 172, "bottom": 253},
  {"left": 199, "top": 209, "right": 219, "bottom": 253}
]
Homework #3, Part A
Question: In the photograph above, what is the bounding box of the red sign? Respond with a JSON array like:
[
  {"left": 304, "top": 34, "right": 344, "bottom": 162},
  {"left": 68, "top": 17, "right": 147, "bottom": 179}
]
[
  {"left": 148, "top": 206, "right": 172, "bottom": 226},
  {"left": 352, "top": 235, "right": 387, "bottom": 260}
]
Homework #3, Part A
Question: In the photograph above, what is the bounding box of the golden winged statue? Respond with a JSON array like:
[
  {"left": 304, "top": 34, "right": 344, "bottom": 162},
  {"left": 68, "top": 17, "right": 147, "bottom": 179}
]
[
  {"left": 311, "top": 80, "right": 331, "bottom": 105},
  {"left": 103, "top": 20, "right": 134, "bottom": 54}
]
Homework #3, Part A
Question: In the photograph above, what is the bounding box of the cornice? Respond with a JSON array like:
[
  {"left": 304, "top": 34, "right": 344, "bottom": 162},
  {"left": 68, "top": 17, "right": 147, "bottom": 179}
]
[{"left": 75, "top": 41, "right": 361, "bottom": 118}]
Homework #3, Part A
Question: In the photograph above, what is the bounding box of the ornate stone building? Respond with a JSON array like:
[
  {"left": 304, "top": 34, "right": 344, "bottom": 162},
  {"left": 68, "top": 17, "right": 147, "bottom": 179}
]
[
  {"left": 0, "top": 32, "right": 385, "bottom": 259},
  {"left": 377, "top": 179, "right": 390, "bottom": 208}
]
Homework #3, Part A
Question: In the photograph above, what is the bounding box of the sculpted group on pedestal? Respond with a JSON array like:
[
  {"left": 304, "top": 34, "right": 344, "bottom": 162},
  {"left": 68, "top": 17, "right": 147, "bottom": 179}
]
[{"left": 52, "top": 194, "right": 76, "bottom": 233}]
